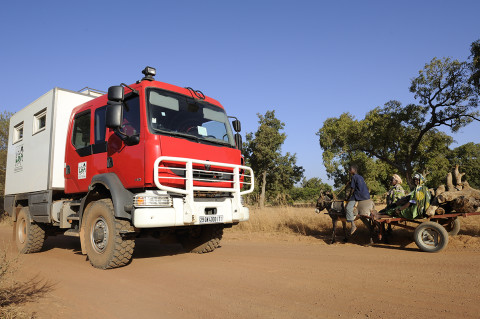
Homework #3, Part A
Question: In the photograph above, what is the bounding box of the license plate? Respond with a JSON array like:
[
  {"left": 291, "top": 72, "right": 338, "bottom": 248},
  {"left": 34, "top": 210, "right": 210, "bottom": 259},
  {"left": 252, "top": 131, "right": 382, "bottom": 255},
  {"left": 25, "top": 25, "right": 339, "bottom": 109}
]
[{"left": 199, "top": 215, "right": 224, "bottom": 224}]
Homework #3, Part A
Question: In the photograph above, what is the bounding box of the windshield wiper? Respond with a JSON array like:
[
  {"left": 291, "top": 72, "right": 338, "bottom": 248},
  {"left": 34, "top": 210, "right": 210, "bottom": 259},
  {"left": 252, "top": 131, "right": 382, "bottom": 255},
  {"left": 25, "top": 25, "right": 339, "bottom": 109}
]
[
  {"left": 152, "top": 128, "right": 199, "bottom": 142},
  {"left": 203, "top": 139, "right": 233, "bottom": 147}
]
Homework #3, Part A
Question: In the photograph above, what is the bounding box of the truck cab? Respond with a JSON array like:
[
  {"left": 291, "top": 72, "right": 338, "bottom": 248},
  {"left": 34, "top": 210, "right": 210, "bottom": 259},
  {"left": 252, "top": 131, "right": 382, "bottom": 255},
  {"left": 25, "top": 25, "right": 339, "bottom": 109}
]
[{"left": 5, "top": 67, "right": 253, "bottom": 269}]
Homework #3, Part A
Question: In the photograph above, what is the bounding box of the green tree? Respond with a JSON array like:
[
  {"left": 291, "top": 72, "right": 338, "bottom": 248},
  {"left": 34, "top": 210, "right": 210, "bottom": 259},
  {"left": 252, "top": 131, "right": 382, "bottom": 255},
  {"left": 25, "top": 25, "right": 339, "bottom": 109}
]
[
  {"left": 449, "top": 142, "right": 480, "bottom": 188},
  {"left": 244, "top": 110, "right": 304, "bottom": 207},
  {"left": 289, "top": 177, "right": 332, "bottom": 204},
  {"left": 0, "top": 111, "right": 12, "bottom": 208},
  {"left": 318, "top": 56, "right": 478, "bottom": 188},
  {"left": 268, "top": 152, "right": 304, "bottom": 203},
  {"left": 470, "top": 39, "right": 480, "bottom": 91},
  {"left": 301, "top": 177, "right": 325, "bottom": 189}
]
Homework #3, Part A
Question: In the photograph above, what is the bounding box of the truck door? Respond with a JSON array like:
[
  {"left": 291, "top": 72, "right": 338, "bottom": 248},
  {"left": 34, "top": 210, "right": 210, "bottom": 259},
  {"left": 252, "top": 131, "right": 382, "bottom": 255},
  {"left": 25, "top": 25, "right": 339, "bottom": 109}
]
[
  {"left": 92, "top": 106, "right": 108, "bottom": 175},
  {"left": 65, "top": 110, "right": 93, "bottom": 193},
  {"left": 106, "top": 95, "right": 144, "bottom": 188}
]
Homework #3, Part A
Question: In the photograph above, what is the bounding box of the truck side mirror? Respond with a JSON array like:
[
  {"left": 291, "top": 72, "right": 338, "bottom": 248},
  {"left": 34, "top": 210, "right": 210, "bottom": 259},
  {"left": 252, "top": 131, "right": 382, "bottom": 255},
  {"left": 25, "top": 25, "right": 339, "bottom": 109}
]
[
  {"left": 108, "top": 86, "right": 124, "bottom": 102},
  {"left": 232, "top": 119, "right": 241, "bottom": 132},
  {"left": 106, "top": 103, "right": 123, "bottom": 129},
  {"left": 234, "top": 133, "right": 243, "bottom": 152}
]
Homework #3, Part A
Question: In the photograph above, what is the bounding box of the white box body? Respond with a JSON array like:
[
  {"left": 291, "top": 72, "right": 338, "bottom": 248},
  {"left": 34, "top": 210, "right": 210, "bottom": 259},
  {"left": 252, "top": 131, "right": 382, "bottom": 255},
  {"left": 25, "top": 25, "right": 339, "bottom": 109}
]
[{"left": 4, "top": 88, "right": 98, "bottom": 195}]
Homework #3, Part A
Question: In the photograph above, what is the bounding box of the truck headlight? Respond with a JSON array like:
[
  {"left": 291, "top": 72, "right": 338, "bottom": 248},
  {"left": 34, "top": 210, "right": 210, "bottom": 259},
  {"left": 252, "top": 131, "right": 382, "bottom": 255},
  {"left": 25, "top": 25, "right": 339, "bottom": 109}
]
[{"left": 134, "top": 194, "right": 172, "bottom": 207}]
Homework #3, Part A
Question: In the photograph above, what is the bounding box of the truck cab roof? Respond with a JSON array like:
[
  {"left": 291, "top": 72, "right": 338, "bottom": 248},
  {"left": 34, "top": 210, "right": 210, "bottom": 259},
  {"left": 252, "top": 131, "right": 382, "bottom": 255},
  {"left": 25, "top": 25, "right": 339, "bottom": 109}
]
[{"left": 71, "top": 79, "right": 224, "bottom": 116}]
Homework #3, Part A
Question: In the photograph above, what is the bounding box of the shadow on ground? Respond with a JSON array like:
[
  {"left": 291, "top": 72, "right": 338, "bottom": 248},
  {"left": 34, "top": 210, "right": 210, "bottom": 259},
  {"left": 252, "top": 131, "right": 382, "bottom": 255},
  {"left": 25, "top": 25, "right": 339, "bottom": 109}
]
[
  {"left": 132, "top": 238, "right": 184, "bottom": 259},
  {"left": 286, "top": 222, "right": 420, "bottom": 250},
  {"left": 42, "top": 234, "right": 185, "bottom": 259}
]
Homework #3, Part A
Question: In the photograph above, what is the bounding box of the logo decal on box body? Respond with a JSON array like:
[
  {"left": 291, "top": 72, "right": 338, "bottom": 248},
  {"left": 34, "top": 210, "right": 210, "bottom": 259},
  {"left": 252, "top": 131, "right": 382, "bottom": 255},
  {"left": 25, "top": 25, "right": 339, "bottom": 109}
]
[{"left": 14, "top": 145, "right": 24, "bottom": 173}]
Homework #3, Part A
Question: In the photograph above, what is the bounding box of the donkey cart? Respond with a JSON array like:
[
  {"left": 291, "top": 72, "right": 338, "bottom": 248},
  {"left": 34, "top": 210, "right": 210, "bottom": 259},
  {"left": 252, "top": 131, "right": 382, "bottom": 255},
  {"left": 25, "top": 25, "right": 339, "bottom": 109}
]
[{"left": 362, "top": 211, "right": 480, "bottom": 253}]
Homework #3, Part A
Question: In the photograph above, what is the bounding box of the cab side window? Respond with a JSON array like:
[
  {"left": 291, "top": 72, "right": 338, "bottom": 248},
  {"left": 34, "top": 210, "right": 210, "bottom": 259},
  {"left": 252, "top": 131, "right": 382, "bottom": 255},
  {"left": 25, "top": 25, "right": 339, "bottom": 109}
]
[
  {"left": 94, "top": 106, "right": 106, "bottom": 144},
  {"left": 93, "top": 106, "right": 107, "bottom": 154},
  {"left": 72, "top": 111, "right": 91, "bottom": 156},
  {"left": 119, "top": 96, "right": 140, "bottom": 136}
]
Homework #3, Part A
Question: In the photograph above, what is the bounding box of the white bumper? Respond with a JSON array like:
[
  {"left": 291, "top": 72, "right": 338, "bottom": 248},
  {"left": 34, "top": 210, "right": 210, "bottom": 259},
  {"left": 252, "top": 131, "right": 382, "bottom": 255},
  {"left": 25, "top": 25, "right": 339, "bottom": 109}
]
[{"left": 133, "top": 197, "right": 250, "bottom": 228}]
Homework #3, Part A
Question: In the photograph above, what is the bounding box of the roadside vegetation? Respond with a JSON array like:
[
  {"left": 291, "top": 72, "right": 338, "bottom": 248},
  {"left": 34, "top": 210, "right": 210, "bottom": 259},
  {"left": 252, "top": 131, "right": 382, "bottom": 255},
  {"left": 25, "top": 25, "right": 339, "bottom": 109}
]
[{"left": 0, "top": 245, "right": 53, "bottom": 319}]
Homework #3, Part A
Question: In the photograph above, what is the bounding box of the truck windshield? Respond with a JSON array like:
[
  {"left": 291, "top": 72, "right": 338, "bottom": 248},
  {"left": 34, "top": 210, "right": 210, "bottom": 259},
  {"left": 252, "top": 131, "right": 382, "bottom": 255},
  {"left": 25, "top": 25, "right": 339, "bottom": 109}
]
[{"left": 147, "top": 89, "right": 235, "bottom": 147}]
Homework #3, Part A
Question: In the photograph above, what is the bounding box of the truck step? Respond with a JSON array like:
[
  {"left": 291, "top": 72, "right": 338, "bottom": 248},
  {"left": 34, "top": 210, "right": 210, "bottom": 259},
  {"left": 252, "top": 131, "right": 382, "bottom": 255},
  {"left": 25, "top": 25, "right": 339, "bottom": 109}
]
[
  {"left": 69, "top": 200, "right": 82, "bottom": 207},
  {"left": 64, "top": 229, "right": 80, "bottom": 237},
  {"left": 67, "top": 214, "right": 80, "bottom": 221}
]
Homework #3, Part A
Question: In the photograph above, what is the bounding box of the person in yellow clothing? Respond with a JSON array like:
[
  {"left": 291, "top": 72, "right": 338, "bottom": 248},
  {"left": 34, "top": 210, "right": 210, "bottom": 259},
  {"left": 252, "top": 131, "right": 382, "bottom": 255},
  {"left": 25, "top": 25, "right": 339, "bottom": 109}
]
[{"left": 386, "top": 173, "right": 430, "bottom": 219}]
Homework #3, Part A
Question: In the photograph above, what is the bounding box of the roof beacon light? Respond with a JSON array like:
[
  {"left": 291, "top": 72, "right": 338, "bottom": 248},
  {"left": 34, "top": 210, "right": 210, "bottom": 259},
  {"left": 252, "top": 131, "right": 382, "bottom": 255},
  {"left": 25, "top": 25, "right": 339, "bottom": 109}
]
[{"left": 141, "top": 66, "right": 156, "bottom": 81}]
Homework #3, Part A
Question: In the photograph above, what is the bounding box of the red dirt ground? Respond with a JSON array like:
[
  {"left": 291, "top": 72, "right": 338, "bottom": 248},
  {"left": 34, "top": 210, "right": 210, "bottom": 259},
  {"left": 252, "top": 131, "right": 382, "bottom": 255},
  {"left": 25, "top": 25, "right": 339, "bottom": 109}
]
[{"left": 1, "top": 222, "right": 480, "bottom": 319}]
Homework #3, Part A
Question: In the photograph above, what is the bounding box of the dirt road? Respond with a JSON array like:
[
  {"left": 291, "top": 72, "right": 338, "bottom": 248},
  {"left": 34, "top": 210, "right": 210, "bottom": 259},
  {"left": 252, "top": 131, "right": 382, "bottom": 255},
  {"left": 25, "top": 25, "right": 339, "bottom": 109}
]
[{"left": 2, "top": 225, "right": 480, "bottom": 319}]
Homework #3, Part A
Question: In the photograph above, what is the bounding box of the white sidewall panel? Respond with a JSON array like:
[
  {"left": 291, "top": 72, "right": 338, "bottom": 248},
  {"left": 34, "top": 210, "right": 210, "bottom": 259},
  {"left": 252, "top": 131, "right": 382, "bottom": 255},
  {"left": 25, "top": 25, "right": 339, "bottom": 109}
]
[
  {"left": 51, "top": 90, "right": 95, "bottom": 189},
  {"left": 4, "top": 88, "right": 97, "bottom": 195},
  {"left": 5, "top": 90, "right": 54, "bottom": 195}
]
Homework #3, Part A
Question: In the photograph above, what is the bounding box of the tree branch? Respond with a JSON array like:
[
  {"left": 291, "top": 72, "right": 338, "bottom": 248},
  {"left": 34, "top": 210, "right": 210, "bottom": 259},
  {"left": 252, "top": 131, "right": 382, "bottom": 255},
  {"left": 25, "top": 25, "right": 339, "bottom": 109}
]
[
  {"left": 361, "top": 147, "right": 403, "bottom": 172},
  {"left": 464, "top": 114, "right": 480, "bottom": 121},
  {"left": 429, "top": 81, "right": 449, "bottom": 106}
]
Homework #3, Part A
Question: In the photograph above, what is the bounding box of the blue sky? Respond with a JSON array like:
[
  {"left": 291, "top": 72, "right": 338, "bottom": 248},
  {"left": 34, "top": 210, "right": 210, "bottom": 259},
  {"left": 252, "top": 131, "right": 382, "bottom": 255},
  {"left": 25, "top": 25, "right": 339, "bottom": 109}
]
[{"left": 1, "top": 1, "right": 479, "bottom": 182}]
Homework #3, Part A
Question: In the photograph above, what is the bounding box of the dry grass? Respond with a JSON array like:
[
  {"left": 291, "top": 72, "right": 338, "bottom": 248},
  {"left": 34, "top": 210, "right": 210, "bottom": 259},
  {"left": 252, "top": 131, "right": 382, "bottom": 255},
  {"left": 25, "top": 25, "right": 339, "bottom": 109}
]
[
  {"left": 228, "top": 206, "right": 480, "bottom": 249},
  {"left": 0, "top": 246, "right": 54, "bottom": 319},
  {"left": 233, "top": 206, "right": 332, "bottom": 238}
]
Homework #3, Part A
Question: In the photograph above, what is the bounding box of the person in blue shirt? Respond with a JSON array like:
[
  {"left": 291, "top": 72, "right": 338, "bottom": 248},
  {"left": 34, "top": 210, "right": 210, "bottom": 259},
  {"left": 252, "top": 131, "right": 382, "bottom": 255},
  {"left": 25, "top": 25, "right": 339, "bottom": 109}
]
[{"left": 345, "top": 165, "right": 370, "bottom": 235}]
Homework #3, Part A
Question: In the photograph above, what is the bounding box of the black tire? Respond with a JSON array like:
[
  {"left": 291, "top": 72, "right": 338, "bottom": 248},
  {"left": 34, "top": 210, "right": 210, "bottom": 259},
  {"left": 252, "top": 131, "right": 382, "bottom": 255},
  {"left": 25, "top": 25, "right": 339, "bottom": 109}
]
[
  {"left": 414, "top": 221, "right": 449, "bottom": 253},
  {"left": 83, "top": 199, "right": 135, "bottom": 269},
  {"left": 14, "top": 207, "right": 45, "bottom": 254},
  {"left": 179, "top": 224, "right": 223, "bottom": 254},
  {"left": 440, "top": 218, "right": 461, "bottom": 236}
]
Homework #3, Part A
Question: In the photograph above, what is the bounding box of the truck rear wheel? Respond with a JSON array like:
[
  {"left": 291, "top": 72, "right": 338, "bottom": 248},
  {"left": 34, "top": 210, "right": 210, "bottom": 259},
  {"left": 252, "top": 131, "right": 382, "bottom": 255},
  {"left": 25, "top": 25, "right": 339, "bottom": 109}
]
[
  {"left": 179, "top": 224, "right": 223, "bottom": 254},
  {"left": 83, "top": 199, "right": 135, "bottom": 269},
  {"left": 14, "top": 207, "right": 45, "bottom": 254}
]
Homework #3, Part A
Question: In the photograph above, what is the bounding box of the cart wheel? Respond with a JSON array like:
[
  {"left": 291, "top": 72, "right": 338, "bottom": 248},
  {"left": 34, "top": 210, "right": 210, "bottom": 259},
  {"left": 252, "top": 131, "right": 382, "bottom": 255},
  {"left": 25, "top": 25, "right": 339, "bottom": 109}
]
[
  {"left": 441, "top": 218, "right": 461, "bottom": 236},
  {"left": 414, "top": 221, "right": 448, "bottom": 253}
]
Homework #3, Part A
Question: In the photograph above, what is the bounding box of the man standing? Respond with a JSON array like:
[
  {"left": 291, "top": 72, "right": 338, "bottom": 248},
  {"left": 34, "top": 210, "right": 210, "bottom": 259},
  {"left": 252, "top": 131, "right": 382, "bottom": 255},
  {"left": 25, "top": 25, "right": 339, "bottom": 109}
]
[{"left": 345, "top": 165, "right": 370, "bottom": 235}]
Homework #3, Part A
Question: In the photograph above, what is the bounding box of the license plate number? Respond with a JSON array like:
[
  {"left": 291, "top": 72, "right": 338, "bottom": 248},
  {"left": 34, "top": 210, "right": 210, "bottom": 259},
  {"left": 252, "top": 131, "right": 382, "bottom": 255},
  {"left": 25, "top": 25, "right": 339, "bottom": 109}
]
[{"left": 199, "top": 215, "right": 224, "bottom": 224}]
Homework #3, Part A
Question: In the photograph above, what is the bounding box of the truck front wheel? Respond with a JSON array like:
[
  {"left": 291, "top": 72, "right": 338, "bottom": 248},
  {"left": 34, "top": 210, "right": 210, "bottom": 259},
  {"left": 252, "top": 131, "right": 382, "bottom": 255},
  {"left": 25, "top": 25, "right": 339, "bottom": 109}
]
[
  {"left": 83, "top": 199, "right": 135, "bottom": 269},
  {"left": 14, "top": 207, "right": 45, "bottom": 254},
  {"left": 179, "top": 224, "right": 224, "bottom": 254}
]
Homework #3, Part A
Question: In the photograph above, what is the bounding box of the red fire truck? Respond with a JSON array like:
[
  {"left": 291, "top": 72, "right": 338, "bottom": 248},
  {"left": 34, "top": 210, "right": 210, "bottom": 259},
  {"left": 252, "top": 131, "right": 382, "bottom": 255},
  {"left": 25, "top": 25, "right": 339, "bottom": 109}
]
[{"left": 4, "top": 67, "right": 254, "bottom": 269}]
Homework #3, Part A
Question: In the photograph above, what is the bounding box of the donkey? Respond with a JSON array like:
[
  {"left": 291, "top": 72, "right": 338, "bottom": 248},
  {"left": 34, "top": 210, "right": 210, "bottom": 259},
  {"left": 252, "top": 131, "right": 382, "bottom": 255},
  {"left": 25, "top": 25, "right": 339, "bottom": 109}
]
[{"left": 315, "top": 191, "right": 376, "bottom": 244}]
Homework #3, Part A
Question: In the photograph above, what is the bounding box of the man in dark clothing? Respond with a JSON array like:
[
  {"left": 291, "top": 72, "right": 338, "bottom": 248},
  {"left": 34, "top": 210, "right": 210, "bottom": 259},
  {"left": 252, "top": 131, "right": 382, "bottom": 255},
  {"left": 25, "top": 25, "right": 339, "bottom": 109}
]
[{"left": 345, "top": 165, "right": 370, "bottom": 235}]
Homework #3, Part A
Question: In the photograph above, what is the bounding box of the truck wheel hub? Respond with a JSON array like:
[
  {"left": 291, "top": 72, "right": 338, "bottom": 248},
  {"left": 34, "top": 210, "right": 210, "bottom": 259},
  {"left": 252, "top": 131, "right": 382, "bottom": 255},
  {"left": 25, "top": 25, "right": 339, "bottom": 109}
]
[
  {"left": 91, "top": 217, "right": 109, "bottom": 253},
  {"left": 17, "top": 218, "right": 27, "bottom": 244}
]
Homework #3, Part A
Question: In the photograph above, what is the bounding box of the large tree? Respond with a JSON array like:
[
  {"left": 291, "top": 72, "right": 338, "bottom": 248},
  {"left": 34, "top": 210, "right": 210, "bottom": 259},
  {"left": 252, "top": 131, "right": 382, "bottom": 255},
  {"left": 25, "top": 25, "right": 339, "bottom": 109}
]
[
  {"left": 318, "top": 108, "right": 453, "bottom": 189},
  {"left": 318, "top": 55, "right": 478, "bottom": 188},
  {"left": 244, "top": 110, "right": 304, "bottom": 207}
]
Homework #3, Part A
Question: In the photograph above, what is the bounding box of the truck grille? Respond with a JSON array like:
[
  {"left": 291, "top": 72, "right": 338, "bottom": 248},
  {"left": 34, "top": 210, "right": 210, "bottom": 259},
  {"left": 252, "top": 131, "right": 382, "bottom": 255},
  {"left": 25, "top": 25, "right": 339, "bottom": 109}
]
[
  {"left": 153, "top": 156, "right": 254, "bottom": 196},
  {"left": 170, "top": 166, "right": 234, "bottom": 182}
]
